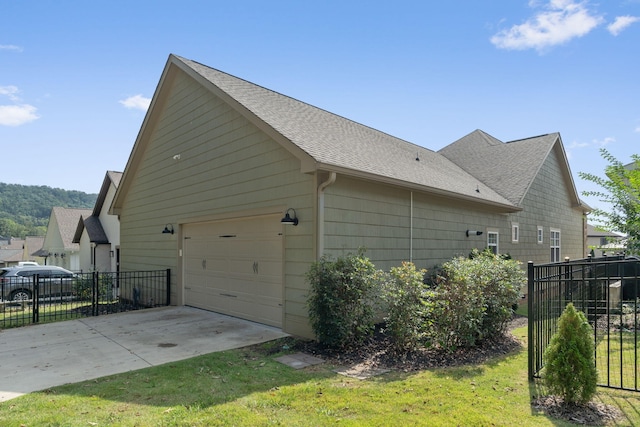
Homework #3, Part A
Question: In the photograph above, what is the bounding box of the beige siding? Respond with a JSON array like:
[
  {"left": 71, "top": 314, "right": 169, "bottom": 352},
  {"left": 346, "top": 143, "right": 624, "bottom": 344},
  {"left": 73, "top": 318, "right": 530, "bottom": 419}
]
[
  {"left": 118, "top": 70, "right": 315, "bottom": 337},
  {"left": 323, "top": 152, "right": 585, "bottom": 273},
  {"left": 500, "top": 145, "right": 585, "bottom": 264},
  {"left": 323, "top": 177, "right": 513, "bottom": 271}
]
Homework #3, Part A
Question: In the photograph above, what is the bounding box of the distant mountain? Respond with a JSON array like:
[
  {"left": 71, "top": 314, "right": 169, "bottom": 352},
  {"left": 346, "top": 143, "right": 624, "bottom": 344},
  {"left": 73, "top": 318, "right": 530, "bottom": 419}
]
[{"left": 0, "top": 183, "right": 97, "bottom": 239}]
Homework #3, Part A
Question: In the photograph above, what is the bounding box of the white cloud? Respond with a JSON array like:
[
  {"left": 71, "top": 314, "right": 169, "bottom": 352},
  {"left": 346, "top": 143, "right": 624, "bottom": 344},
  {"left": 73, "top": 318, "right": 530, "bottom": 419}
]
[
  {"left": 119, "top": 94, "right": 151, "bottom": 111},
  {"left": 568, "top": 140, "right": 589, "bottom": 149},
  {"left": 491, "top": 0, "right": 604, "bottom": 52},
  {"left": 593, "top": 136, "right": 615, "bottom": 147},
  {"left": 635, "top": 126, "right": 640, "bottom": 133},
  {"left": 0, "top": 85, "right": 21, "bottom": 102},
  {"left": 0, "top": 104, "right": 39, "bottom": 126},
  {"left": 0, "top": 44, "right": 23, "bottom": 52},
  {"left": 608, "top": 15, "right": 640, "bottom": 36}
]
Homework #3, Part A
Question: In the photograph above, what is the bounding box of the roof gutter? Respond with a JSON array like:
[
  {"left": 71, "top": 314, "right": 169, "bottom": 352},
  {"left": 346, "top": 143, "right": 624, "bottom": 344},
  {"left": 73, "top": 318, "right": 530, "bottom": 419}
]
[{"left": 317, "top": 172, "right": 337, "bottom": 259}]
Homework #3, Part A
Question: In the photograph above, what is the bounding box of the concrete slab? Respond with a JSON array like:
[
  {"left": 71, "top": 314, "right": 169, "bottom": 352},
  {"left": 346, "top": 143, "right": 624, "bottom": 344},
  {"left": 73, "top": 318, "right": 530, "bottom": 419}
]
[
  {"left": 275, "top": 352, "right": 324, "bottom": 369},
  {"left": 0, "top": 306, "right": 287, "bottom": 402}
]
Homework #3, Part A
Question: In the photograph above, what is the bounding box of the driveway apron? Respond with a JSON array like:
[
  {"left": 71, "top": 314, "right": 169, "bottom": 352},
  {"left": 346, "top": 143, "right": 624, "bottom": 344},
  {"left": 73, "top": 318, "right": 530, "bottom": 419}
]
[{"left": 0, "top": 306, "right": 287, "bottom": 401}]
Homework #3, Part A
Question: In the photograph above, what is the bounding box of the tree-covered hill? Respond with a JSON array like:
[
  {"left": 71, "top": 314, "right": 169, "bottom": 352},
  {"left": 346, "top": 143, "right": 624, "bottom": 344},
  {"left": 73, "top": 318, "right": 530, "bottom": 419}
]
[{"left": 0, "top": 183, "right": 97, "bottom": 238}]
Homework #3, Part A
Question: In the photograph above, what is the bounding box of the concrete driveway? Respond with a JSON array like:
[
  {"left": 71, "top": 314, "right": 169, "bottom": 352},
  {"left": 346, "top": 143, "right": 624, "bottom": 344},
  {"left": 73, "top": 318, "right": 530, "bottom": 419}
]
[{"left": 0, "top": 306, "right": 288, "bottom": 402}]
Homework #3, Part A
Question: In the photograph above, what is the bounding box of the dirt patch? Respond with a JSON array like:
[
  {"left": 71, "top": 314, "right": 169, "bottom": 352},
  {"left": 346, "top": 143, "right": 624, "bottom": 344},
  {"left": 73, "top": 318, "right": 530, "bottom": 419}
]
[
  {"left": 531, "top": 395, "right": 622, "bottom": 426},
  {"left": 288, "top": 315, "right": 527, "bottom": 373}
]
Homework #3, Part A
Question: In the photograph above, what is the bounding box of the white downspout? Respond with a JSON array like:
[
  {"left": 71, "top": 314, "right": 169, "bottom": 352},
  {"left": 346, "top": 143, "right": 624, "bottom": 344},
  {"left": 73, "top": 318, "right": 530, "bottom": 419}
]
[
  {"left": 410, "top": 191, "right": 413, "bottom": 263},
  {"left": 317, "top": 172, "right": 337, "bottom": 259}
]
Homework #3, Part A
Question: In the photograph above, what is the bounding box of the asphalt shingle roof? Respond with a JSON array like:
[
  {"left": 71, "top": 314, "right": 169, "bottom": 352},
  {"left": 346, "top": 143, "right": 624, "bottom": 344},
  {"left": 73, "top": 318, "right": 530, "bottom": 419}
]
[
  {"left": 174, "top": 56, "right": 519, "bottom": 210},
  {"left": 53, "top": 207, "right": 92, "bottom": 250},
  {"left": 438, "top": 130, "right": 560, "bottom": 205}
]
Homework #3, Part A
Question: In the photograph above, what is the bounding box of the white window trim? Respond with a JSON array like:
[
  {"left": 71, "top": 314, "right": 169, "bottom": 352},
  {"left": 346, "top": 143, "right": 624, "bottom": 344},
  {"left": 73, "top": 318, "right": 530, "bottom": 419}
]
[
  {"left": 511, "top": 223, "right": 519, "bottom": 243},
  {"left": 550, "top": 228, "right": 561, "bottom": 263},
  {"left": 537, "top": 226, "right": 543, "bottom": 244},
  {"left": 487, "top": 230, "right": 499, "bottom": 254}
]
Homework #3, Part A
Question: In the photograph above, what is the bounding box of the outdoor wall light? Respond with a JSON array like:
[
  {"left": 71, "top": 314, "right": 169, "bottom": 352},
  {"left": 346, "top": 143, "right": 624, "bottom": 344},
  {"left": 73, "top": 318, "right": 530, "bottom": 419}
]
[
  {"left": 281, "top": 208, "right": 299, "bottom": 226},
  {"left": 466, "top": 230, "right": 483, "bottom": 237},
  {"left": 162, "top": 224, "right": 175, "bottom": 234}
]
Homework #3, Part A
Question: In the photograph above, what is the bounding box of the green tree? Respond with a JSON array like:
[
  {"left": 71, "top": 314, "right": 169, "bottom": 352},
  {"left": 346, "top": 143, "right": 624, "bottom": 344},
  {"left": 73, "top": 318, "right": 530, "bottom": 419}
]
[
  {"left": 542, "top": 303, "right": 597, "bottom": 404},
  {"left": 579, "top": 149, "right": 640, "bottom": 253}
]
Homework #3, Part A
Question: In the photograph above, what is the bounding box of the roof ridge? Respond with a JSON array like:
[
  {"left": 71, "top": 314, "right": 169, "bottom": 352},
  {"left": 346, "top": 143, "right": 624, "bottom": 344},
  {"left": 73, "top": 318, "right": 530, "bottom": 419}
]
[{"left": 506, "top": 133, "right": 554, "bottom": 144}]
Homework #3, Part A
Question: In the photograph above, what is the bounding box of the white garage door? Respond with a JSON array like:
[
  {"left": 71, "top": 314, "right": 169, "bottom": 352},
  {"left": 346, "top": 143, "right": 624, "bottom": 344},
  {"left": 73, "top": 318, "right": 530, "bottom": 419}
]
[{"left": 183, "top": 215, "right": 283, "bottom": 327}]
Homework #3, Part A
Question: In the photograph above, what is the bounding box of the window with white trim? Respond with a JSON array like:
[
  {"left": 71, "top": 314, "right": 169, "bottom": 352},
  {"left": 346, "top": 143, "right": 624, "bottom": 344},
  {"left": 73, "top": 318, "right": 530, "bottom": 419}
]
[
  {"left": 550, "top": 229, "right": 561, "bottom": 262},
  {"left": 537, "top": 226, "right": 543, "bottom": 244},
  {"left": 487, "top": 231, "right": 499, "bottom": 255},
  {"left": 511, "top": 223, "right": 519, "bottom": 243}
]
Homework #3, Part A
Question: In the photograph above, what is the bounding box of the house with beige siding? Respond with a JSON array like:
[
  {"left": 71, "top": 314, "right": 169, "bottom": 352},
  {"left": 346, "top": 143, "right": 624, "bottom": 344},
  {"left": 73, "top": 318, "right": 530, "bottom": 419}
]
[
  {"left": 72, "top": 171, "right": 122, "bottom": 272},
  {"left": 110, "top": 54, "right": 588, "bottom": 338},
  {"left": 41, "top": 207, "right": 92, "bottom": 271}
]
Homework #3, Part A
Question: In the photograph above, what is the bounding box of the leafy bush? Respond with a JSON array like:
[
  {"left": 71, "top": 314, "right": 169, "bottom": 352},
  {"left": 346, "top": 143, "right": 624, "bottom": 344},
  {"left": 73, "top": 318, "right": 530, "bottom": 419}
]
[
  {"left": 542, "top": 303, "right": 597, "bottom": 404},
  {"left": 75, "top": 273, "right": 115, "bottom": 301},
  {"left": 384, "top": 262, "right": 432, "bottom": 351},
  {"left": 430, "top": 249, "right": 524, "bottom": 349},
  {"left": 306, "top": 250, "right": 382, "bottom": 349}
]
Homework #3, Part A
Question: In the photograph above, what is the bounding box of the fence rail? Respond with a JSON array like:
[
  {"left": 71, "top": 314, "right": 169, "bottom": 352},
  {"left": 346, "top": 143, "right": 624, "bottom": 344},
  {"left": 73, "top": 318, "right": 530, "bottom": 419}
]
[
  {"left": 0, "top": 269, "right": 170, "bottom": 329},
  {"left": 528, "top": 255, "right": 640, "bottom": 391}
]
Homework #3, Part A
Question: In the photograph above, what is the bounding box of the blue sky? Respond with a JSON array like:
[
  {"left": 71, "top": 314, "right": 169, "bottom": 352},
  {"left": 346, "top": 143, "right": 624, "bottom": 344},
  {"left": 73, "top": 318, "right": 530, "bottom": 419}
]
[{"left": 1, "top": 1, "right": 639, "bottom": 215}]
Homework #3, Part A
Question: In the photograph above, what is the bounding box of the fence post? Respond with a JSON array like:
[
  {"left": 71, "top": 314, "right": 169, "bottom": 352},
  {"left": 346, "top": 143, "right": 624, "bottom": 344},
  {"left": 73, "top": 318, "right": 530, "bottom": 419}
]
[
  {"left": 32, "top": 275, "right": 39, "bottom": 324},
  {"left": 166, "top": 269, "right": 171, "bottom": 306},
  {"left": 528, "top": 261, "right": 534, "bottom": 381},
  {"left": 92, "top": 271, "right": 99, "bottom": 316}
]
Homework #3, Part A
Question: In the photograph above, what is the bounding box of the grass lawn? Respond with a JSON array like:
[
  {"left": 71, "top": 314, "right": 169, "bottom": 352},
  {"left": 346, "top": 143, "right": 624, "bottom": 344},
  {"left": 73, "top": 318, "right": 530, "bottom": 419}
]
[
  {"left": 1, "top": 326, "right": 639, "bottom": 426},
  {"left": 596, "top": 330, "right": 640, "bottom": 390}
]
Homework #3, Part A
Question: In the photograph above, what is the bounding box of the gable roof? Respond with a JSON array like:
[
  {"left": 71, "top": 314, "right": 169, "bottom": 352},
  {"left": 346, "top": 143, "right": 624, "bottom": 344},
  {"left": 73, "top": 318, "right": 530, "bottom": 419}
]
[
  {"left": 113, "top": 55, "right": 519, "bottom": 214},
  {"left": 439, "top": 130, "right": 584, "bottom": 209},
  {"left": 93, "top": 171, "right": 122, "bottom": 216},
  {"left": 73, "top": 171, "right": 121, "bottom": 244},
  {"left": 52, "top": 207, "right": 92, "bottom": 250}
]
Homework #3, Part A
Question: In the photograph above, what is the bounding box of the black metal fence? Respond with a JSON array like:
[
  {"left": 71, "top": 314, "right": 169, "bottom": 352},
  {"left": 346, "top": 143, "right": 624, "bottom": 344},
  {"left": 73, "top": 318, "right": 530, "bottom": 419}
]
[
  {"left": 528, "top": 255, "right": 640, "bottom": 391},
  {"left": 0, "top": 269, "right": 170, "bottom": 329}
]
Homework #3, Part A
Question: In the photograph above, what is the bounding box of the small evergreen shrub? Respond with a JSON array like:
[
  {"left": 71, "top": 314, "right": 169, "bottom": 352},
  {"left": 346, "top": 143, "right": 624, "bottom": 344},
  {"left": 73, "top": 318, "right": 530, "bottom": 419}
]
[
  {"left": 542, "top": 303, "right": 598, "bottom": 404},
  {"left": 383, "top": 262, "right": 432, "bottom": 351},
  {"left": 306, "top": 250, "right": 381, "bottom": 349}
]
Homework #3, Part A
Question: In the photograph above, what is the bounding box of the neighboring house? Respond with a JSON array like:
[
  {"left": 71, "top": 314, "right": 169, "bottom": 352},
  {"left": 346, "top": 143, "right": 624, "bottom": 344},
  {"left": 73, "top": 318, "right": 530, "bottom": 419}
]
[
  {"left": 110, "top": 54, "right": 589, "bottom": 338},
  {"left": 0, "top": 236, "right": 45, "bottom": 267},
  {"left": 41, "top": 207, "right": 92, "bottom": 271},
  {"left": 586, "top": 223, "right": 626, "bottom": 256},
  {"left": 72, "top": 171, "right": 122, "bottom": 272}
]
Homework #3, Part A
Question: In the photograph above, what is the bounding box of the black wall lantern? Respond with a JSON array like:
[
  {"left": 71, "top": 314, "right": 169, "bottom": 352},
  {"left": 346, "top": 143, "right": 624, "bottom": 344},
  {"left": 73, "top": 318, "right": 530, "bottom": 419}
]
[
  {"left": 162, "top": 224, "right": 175, "bottom": 234},
  {"left": 281, "top": 208, "right": 299, "bottom": 226}
]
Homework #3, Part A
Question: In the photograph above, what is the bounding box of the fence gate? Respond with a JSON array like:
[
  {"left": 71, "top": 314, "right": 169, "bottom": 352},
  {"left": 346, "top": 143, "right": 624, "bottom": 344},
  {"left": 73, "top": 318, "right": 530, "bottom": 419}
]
[{"left": 528, "top": 256, "right": 640, "bottom": 391}]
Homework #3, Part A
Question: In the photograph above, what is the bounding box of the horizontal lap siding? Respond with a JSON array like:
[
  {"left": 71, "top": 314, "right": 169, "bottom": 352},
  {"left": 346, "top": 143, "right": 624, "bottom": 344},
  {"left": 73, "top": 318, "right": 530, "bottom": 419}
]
[
  {"left": 322, "top": 177, "right": 509, "bottom": 272},
  {"left": 501, "top": 147, "right": 585, "bottom": 264},
  {"left": 119, "top": 71, "right": 315, "bottom": 336},
  {"left": 323, "top": 149, "right": 584, "bottom": 273}
]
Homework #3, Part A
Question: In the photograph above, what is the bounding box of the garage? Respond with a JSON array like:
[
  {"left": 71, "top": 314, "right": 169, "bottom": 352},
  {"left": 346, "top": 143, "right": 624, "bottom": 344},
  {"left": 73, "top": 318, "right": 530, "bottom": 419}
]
[{"left": 183, "top": 215, "right": 284, "bottom": 327}]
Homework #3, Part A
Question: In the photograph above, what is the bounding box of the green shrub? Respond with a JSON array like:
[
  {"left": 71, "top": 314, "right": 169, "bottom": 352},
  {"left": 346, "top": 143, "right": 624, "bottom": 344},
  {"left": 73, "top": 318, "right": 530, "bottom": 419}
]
[
  {"left": 542, "top": 303, "right": 597, "bottom": 404},
  {"left": 306, "top": 250, "right": 381, "bottom": 349},
  {"left": 384, "top": 262, "right": 432, "bottom": 351},
  {"left": 430, "top": 249, "right": 524, "bottom": 349}
]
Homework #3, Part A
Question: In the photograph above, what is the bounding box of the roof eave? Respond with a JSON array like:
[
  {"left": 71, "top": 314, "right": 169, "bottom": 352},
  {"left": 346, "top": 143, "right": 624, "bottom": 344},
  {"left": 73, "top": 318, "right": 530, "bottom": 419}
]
[{"left": 313, "top": 164, "right": 522, "bottom": 213}]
